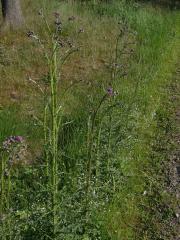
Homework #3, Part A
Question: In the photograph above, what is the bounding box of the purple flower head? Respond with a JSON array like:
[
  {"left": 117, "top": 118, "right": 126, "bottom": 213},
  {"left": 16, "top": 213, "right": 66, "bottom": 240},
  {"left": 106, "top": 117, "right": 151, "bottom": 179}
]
[
  {"left": 2, "top": 136, "right": 24, "bottom": 151},
  {"left": 107, "top": 87, "right": 114, "bottom": 97},
  {"left": 14, "top": 136, "right": 23, "bottom": 143}
]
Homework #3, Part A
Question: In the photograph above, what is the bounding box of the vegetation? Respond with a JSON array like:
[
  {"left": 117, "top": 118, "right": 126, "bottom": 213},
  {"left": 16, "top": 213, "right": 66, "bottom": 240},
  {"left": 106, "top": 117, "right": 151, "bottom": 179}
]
[{"left": 0, "top": 0, "right": 179, "bottom": 239}]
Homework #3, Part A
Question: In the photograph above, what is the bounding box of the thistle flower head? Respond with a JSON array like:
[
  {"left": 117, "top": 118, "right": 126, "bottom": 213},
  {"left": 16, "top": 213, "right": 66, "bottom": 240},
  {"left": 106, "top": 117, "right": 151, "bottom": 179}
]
[
  {"left": 2, "top": 136, "right": 24, "bottom": 151},
  {"left": 14, "top": 136, "right": 23, "bottom": 143},
  {"left": 2, "top": 136, "right": 27, "bottom": 165},
  {"left": 107, "top": 87, "right": 114, "bottom": 97}
]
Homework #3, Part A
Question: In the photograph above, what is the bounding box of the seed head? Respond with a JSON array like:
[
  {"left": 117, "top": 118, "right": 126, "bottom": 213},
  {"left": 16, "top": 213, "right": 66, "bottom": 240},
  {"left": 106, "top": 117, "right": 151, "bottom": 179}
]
[
  {"left": 68, "top": 16, "right": 76, "bottom": 21},
  {"left": 78, "top": 28, "right": 85, "bottom": 34},
  {"left": 67, "top": 39, "right": 74, "bottom": 48},
  {"left": 27, "top": 31, "right": 39, "bottom": 40},
  {"left": 27, "top": 31, "right": 34, "bottom": 38},
  {"left": 54, "top": 12, "right": 60, "bottom": 19},
  {"left": 57, "top": 40, "right": 65, "bottom": 48},
  {"left": 54, "top": 19, "right": 62, "bottom": 32}
]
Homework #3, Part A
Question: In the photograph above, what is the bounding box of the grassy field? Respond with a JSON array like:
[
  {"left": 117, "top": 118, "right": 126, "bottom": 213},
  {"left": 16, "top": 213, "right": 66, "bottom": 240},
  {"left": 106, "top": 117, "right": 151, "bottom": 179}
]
[{"left": 0, "top": 0, "right": 179, "bottom": 239}]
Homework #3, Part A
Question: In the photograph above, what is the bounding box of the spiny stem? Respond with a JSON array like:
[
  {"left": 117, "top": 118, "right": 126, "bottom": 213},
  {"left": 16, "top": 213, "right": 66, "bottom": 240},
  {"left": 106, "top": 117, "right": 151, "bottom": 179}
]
[
  {"left": 107, "top": 110, "right": 113, "bottom": 171},
  {"left": 96, "top": 122, "right": 102, "bottom": 178},
  {"left": 50, "top": 41, "right": 59, "bottom": 238},
  {"left": 85, "top": 116, "right": 93, "bottom": 218},
  {"left": 0, "top": 154, "right": 5, "bottom": 215},
  {"left": 44, "top": 104, "right": 49, "bottom": 177},
  {"left": 7, "top": 171, "right": 11, "bottom": 210},
  {"left": 86, "top": 95, "right": 107, "bottom": 211}
]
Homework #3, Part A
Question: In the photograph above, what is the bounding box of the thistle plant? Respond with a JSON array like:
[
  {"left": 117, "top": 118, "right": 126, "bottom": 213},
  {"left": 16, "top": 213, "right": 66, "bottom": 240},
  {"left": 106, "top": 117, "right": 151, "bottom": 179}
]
[
  {"left": 85, "top": 87, "right": 116, "bottom": 216},
  {"left": 106, "top": 21, "right": 136, "bottom": 169},
  {"left": 27, "top": 10, "right": 82, "bottom": 239},
  {"left": 25, "top": 14, "right": 136, "bottom": 238},
  {"left": 84, "top": 21, "right": 136, "bottom": 219}
]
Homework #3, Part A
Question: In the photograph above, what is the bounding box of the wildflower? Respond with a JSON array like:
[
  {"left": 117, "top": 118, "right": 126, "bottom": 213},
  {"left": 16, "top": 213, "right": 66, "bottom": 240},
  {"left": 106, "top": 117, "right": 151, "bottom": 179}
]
[
  {"left": 2, "top": 136, "right": 24, "bottom": 151},
  {"left": 14, "top": 136, "right": 23, "bottom": 143},
  {"left": 107, "top": 87, "right": 114, "bottom": 97},
  {"left": 2, "top": 136, "right": 27, "bottom": 165}
]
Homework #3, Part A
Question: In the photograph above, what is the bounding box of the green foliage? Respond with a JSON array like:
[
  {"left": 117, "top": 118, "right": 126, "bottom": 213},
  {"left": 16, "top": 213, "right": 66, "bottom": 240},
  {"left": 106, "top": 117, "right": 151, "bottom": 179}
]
[{"left": 0, "top": 0, "right": 179, "bottom": 239}]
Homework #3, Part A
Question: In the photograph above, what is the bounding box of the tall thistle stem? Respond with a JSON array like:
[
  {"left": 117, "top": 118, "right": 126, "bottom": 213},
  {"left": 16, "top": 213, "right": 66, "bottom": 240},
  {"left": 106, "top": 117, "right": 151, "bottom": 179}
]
[
  {"left": 96, "top": 121, "right": 103, "bottom": 179},
  {"left": 0, "top": 154, "right": 9, "bottom": 212},
  {"left": 86, "top": 95, "right": 107, "bottom": 209},
  {"left": 0, "top": 154, "right": 5, "bottom": 240},
  {"left": 37, "top": 10, "right": 80, "bottom": 238},
  {"left": 0, "top": 154, "right": 5, "bottom": 215},
  {"left": 50, "top": 40, "right": 59, "bottom": 238},
  {"left": 44, "top": 103, "right": 49, "bottom": 177},
  {"left": 107, "top": 112, "right": 112, "bottom": 171},
  {"left": 0, "top": 153, "right": 10, "bottom": 240}
]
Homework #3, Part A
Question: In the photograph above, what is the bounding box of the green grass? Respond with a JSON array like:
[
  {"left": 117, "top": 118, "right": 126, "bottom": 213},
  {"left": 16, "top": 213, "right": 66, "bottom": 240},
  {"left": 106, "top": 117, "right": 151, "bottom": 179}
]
[{"left": 0, "top": 0, "right": 179, "bottom": 239}]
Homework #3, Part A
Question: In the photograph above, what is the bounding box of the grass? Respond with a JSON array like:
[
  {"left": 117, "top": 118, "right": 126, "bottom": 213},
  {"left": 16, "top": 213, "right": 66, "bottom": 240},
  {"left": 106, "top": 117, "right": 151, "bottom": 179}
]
[
  {"left": 107, "top": 23, "right": 180, "bottom": 239},
  {"left": 0, "top": 0, "right": 179, "bottom": 239}
]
